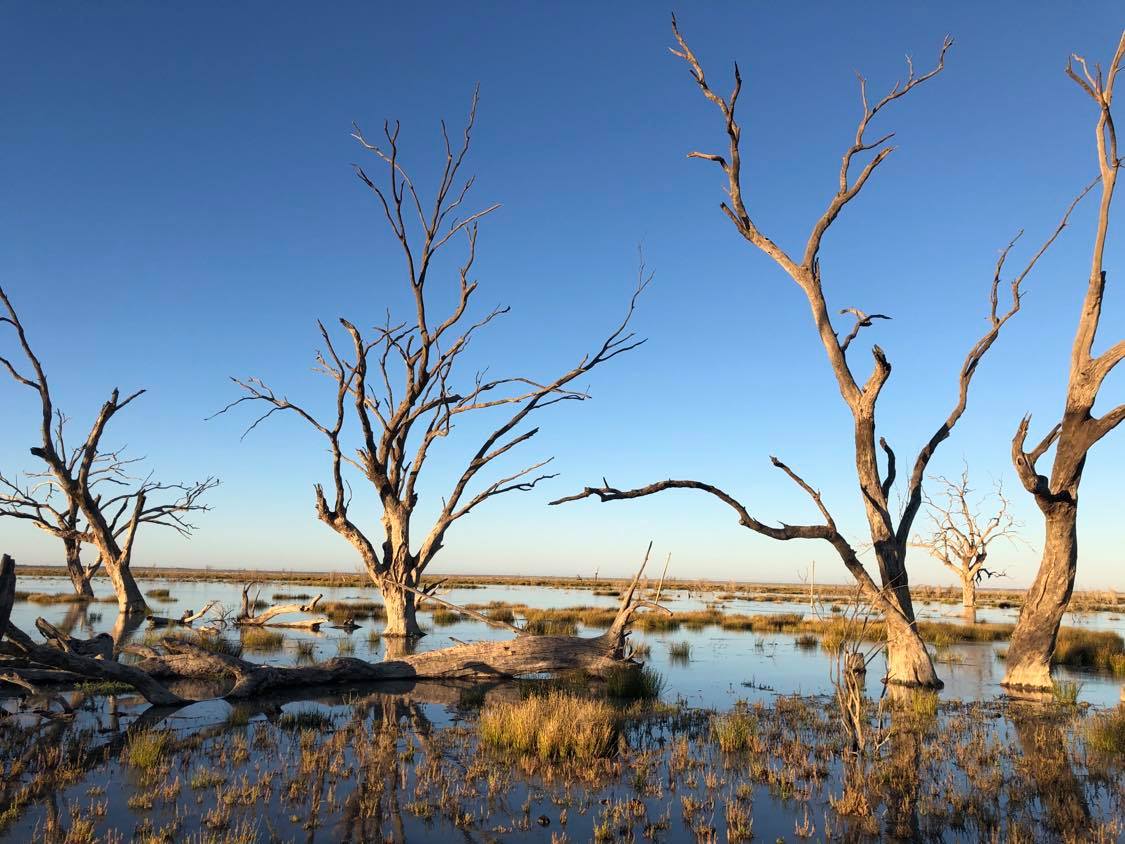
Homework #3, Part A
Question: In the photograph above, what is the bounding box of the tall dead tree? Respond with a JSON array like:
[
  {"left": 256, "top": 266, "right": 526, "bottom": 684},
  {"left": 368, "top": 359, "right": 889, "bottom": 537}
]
[
  {"left": 553, "top": 18, "right": 1085, "bottom": 687},
  {"left": 1004, "top": 32, "right": 1125, "bottom": 690},
  {"left": 911, "top": 469, "right": 1020, "bottom": 612},
  {"left": 218, "top": 92, "right": 645, "bottom": 637},
  {"left": 0, "top": 288, "right": 217, "bottom": 613}
]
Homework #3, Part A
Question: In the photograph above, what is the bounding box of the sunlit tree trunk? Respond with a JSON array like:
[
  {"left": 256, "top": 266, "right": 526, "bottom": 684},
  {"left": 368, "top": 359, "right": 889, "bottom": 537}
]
[{"left": 1005, "top": 33, "right": 1125, "bottom": 689}]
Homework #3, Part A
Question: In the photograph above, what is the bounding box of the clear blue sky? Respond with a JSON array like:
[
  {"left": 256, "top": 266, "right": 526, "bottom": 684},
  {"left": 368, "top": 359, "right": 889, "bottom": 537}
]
[{"left": 1, "top": 2, "right": 1122, "bottom": 588}]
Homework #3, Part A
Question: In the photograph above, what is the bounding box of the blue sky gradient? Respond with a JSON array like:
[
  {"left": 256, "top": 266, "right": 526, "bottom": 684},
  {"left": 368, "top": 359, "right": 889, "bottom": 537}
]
[{"left": 1, "top": 2, "right": 1122, "bottom": 587}]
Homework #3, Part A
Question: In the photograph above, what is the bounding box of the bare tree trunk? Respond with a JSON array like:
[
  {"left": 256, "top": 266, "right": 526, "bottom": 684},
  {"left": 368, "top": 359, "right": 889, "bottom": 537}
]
[
  {"left": 381, "top": 584, "right": 424, "bottom": 638},
  {"left": 884, "top": 610, "right": 942, "bottom": 688},
  {"left": 1005, "top": 33, "right": 1125, "bottom": 690},
  {"left": 961, "top": 571, "right": 977, "bottom": 610},
  {"left": 105, "top": 561, "right": 146, "bottom": 615},
  {"left": 1003, "top": 504, "right": 1077, "bottom": 688},
  {"left": 63, "top": 541, "right": 94, "bottom": 599}
]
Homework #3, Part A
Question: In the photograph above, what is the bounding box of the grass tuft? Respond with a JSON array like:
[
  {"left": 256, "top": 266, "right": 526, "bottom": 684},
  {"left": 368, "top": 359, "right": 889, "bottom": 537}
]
[
  {"left": 604, "top": 664, "right": 665, "bottom": 700},
  {"left": 240, "top": 627, "right": 284, "bottom": 653},
  {"left": 668, "top": 641, "right": 692, "bottom": 664},
  {"left": 278, "top": 708, "right": 335, "bottom": 731},
  {"left": 1052, "top": 680, "right": 1083, "bottom": 706},
  {"left": 711, "top": 705, "right": 759, "bottom": 752},
  {"left": 1086, "top": 706, "right": 1125, "bottom": 754},
  {"left": 126, "top": 729, "right": 173, "bottom": 768},
  {"left": 480, "top": 690, "right": 618, "bottom": 760}
]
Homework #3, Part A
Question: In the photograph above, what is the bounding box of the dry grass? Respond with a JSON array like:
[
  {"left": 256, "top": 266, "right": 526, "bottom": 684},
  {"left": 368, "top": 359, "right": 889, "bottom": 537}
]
[
  {"left": 1053, "top": 629, "right": 1125, "bottom": 675},
  {"left": 25, "top": 592, "right": 91, "bottom": 604},
  {"left": 125, "top": 729, "right": 173, "bottom": 768},
  {"left": 240, "top": 627, "right": 284, "bottom": 653},
  {"left": 479, "top": 690, "right": 618, "bottom": 759},
  {"left": 711, "top": 705, "right": 759, "bottom": 752},
  {"left": 1086, "top": 705, "right": 1125, "bottom": 754}
]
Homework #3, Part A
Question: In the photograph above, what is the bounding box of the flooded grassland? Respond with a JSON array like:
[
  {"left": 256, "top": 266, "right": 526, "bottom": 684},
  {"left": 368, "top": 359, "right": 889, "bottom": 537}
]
[{"left": 2, "top": 576, "right": 1124, "bottom": 842}]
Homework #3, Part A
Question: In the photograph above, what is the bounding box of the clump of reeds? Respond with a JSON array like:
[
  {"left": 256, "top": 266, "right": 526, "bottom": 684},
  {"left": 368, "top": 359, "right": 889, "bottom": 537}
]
[
  {"left": 794, "top": 633, "right": 819, "bottom": 650},
  {"left": 711, "top": 705, "right": 759, "bottom": 752},
  {"left": 479, "top": 690, "right": 618, "bottom": 760},
  {"left": 1086, "top": 705, "right": 1125, "bottom": 754},
  {"left": 1053, "top": 629, "right": 1125, "bottom": 675},
  {"left": 604, "top": 664, "right": 665, "bottom": 700},
  {"left": 26, "top": 592, "right": 90, "bottom": 604},
  {"left": 486, "top": 606, "right": 515, "bottom": 625},
  {"left": 125, "top": 729, "right": 173, "bottom": 768},
  {"left": 240, "top": 627, "right": 284, "bottom": 653},
  {"left": 1051, "top": 680, "right": 1083, "bottom": 706},
  {"left": 668, "top": 641, "right": 691, "bottom": 664},
  {"left": 294, "top": 640, "right": 317, "bottom": 662},
  {"left": 167, "top": 632, "right": 244, "bottom": 658},
  {"left": 431, "top": 608, "right": 461, "bottom": 626},
  {"left": 523, "top": 610, "right": 578, "bottom": 636},
  {"left": 278, "top": 708, "right": 335, "bottom": 731},
  {"left": 75, "top": 680, "right": 133, "bottom": 695},
  {"left": 144, "top": 588, "right": 173, "bottom": 599}
]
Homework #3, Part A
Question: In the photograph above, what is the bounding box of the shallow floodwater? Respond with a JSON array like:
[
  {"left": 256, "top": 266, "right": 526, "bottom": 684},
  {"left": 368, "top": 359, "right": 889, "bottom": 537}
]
[
  {"left": 3, "top": 577, "right": 1124, "bottom": 843},
  {"left": 9, "top": 575, "right": 1125, "bottom": 708}
]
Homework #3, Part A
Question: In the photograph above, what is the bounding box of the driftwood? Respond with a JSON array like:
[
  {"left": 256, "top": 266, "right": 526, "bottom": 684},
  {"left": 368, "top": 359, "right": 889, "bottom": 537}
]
[
  {"left": 237, "top": 585, "right": 328, "bottom": 629},
  {"left": 0, "top": 549, "right": 665, "bottom": 706},
  {"left": 147, "top": 600, "right": 220, "bottom": 628}
]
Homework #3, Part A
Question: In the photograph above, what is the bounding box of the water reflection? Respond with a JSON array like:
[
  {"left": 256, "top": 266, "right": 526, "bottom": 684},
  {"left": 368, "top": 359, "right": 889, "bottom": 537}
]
[{"left": 7, "top": 576, "right": 1125, "bottom": 708}]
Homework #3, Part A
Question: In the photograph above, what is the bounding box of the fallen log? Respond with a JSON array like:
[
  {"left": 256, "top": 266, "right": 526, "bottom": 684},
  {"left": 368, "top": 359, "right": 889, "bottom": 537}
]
[
  {"left": 0, "top": 545, "right": 666, "bottom": 705},
  {"left": 237, "top": 586, "right": 326, "bottom": 627}
]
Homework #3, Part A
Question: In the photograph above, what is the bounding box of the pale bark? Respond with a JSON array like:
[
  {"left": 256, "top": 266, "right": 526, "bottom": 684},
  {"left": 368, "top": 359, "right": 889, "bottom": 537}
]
[
  {"left": 0, "top": 552, "right": 662, "bottom": 705},
  {"left": 1005, "top": 33, "right": 1125, "bottom": 689},
  {"left": 555, "top": 19, "right": 1080, "bottom": 687},
  {"left": 1004, "top": 504, "right": 1078, "bottom": 688},
  {"left": 911, "top": 469, "right": 1018, "bottom": 616},
  {"left": 0, "top": 288, "right": 216, "bottom": 614},
  {"left": 961, "top": 574, "right": 977, "bottom": 609},
  {"left": 382, "top": 583, "right": 424, "bottom": 638},
  {"left": 216, "top": 94, "right": 645, "bottom": 637}
]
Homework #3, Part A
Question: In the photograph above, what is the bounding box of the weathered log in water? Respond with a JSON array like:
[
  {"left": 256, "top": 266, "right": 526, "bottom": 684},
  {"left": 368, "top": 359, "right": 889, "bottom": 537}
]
[
  {"left": 1, "top": 547, "right": 666, "bottom": 705},
  {"left": 137, "top": 630, "right": 634, "bottom": 699}
]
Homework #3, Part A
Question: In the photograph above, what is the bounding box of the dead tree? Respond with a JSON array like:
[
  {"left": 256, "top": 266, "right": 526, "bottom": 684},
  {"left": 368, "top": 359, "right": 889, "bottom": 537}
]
[
  {"left": 0, "top": 288, "right": 217, "bottom": 613},
  {"left": 0, "top": 450, "right": 104, "bottom": 597},
  {"left": 1004, "top": 32, "right": 1125, "bottom": 690},
  {"left": 911, "top": 469, "right": 1021, "bottom": 611},
  {"left": 217, "top": 92, "right": 646, "bottom": 637},
  {"left": 552, "top": 18, "right": 1086, "bottom": 687}
]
